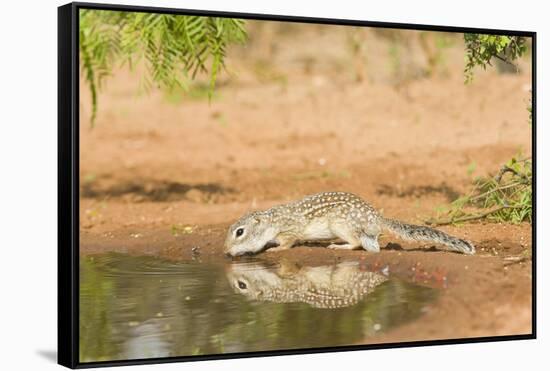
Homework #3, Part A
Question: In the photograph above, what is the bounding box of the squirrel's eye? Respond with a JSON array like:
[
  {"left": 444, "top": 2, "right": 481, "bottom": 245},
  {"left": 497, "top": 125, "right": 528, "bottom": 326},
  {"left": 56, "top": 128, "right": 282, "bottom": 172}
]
[
  {"left": 237, "top": 280, "right": 247, "bottom": 289},
  {"left": 235, "top": 228, "right": 244, "bottom": 237}
]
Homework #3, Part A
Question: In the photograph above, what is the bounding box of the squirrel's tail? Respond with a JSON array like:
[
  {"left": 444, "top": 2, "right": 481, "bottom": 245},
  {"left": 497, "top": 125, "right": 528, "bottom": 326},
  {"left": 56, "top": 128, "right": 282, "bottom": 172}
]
[{"left": 380, "top": 217, "right": 475, "bottom": 255}]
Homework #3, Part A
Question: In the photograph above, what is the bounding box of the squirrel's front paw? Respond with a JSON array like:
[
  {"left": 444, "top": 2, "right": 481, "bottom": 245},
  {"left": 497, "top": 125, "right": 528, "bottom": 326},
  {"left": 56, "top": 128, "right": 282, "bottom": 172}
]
[{"left": 265, "top": 246, "right": 290, "bottom": 253}]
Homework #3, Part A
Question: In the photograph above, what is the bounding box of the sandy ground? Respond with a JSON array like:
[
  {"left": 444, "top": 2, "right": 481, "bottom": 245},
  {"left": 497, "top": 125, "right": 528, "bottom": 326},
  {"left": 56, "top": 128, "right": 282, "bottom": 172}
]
[{"left": 79, "top": 24, "right": 533, "bottom": 344}]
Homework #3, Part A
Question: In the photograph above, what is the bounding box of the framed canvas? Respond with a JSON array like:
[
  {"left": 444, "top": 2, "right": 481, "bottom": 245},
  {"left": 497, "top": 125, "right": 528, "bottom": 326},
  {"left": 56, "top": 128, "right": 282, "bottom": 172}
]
[{"left": 58, "top": 2, "right": 536, "bottom": 368}]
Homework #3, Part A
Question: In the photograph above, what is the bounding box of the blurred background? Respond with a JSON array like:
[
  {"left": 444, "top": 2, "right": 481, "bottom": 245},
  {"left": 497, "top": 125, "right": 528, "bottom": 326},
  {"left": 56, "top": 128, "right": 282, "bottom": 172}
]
[{"left": 79, "top": 17, "right": 532, "bottom": 233}]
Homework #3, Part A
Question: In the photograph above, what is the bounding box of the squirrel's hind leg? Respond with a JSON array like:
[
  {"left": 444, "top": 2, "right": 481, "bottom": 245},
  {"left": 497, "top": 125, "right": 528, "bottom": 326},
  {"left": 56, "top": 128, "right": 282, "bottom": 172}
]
[
  {"left": 360, "top": 234, "right": 380, "bottom": 252},
  {"left": 327, "top": 223, "right": 363, "bottom": 250},
  {"left": 327, "top": 242, "right": 362, "bottom": 250}
]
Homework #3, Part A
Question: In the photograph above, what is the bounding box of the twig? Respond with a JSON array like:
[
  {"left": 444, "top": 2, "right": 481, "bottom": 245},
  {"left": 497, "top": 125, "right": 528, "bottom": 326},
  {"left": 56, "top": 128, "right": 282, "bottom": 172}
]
[
  {"left": 425, "top": 205, "right": 522, "bottom": 226},
  {"left": 503, "top": 256, "right": 529, "bottom": 267},
  {"left": 495, "top": 164, "right": 530, "bottom": 184},
  {"left": 469, "top": 181, "right": 525, "bottom": 202},
  {"left": 492, "top": 53, "right": 517, "bottom": 67}
]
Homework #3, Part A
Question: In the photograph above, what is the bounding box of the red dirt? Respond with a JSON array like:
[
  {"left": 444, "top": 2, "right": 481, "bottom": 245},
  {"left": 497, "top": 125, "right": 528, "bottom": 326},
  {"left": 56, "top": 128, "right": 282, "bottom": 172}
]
[{"left": 79, "top": 24, "right": 533, "bottom": 343}]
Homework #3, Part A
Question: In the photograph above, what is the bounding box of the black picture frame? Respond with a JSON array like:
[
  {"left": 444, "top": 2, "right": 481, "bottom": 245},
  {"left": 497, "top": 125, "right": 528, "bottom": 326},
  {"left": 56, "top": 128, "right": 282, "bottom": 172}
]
[{"left": 58, "top": 2, "right": 537, "bottom": 369}]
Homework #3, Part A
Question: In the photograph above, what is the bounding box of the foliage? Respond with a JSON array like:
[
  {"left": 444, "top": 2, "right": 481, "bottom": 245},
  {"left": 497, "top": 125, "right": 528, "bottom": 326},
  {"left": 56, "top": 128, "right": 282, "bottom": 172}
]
[
  {"left": 426, "top": 34, "right": 533, "bottom": 226},
  {"left": 427, "top": 156, "right": 532, "bottom": 226},
  {"left": 463, "top": 34, "right": 527, "bottom": 82},
  {"left": 79, "top": 10, "right": 247, "bottom": 125}
]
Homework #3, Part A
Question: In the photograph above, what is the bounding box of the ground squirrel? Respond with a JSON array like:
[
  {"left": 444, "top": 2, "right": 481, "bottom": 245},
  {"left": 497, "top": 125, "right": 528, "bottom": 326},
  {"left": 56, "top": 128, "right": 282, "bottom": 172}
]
[
  {"left": 226, "top": 261, "right": 387, "bottom": 308},
  {"left": 224, "top": 191, "right": 475, "bottom": 257}
]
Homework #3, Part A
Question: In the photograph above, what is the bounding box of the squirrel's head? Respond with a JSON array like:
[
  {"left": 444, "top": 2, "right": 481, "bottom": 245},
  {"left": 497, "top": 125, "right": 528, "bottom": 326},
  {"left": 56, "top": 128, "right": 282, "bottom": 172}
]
[
  {"left": 224, "top": 211, "right": 277, "bottom": 257},
  {"left": 225, "top": 262, "right": 283, "bottom": 301}
]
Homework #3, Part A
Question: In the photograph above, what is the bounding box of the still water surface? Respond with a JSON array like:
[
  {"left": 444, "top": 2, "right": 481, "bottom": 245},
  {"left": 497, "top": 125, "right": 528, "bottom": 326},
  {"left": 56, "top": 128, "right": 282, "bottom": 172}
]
[{"left": 80, "top": 253, "right": 437, "bottom": 362}]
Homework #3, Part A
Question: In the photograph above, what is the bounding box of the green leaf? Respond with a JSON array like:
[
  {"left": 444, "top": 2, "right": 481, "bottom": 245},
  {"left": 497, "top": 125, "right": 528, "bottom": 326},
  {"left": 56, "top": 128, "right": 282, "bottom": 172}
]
[{"left": 79, "top": 10, "right": 247, "bottom": 126}]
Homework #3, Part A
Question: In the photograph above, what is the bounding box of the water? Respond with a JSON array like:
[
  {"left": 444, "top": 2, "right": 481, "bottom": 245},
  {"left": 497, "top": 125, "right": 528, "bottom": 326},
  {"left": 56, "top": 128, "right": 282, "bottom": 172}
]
[{"left": 80, "top": 253, "right": 437, "bottom": 362}]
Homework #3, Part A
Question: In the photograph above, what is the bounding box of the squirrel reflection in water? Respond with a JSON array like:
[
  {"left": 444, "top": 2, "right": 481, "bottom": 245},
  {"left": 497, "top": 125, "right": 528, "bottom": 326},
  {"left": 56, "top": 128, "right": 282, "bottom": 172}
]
[{"left": 226, "top": 260, "right": 388, "bottom": 309}]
